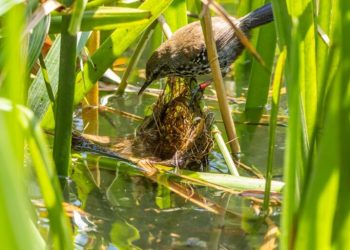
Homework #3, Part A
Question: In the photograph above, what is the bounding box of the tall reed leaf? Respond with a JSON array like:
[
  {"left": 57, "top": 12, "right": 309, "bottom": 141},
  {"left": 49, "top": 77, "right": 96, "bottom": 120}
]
[
  {"left": 270, "top": 0, "right": 318, "bottom": 248},
  {"left": 1, "top": 4, "right": 72, "bottom": 249},
  {"left": 0, "top": 0, "right": 24, "bottom": 15},
  {"left": 294, "top": 0, "right": 350, "bottom": 248},
  {"left": 263, "top": 48, "right": 286, "bottom": 211},
  {"left": 245, "top": 14, "right": 275, "bottom": 112},
  {"left": 234, "top": 0, "right": 262, "bottom": 87},
  {"left": 0, "top": 112, "right": 44, "bottom": 250},
  {"left": 164, "top": 0, "right": 188, "bottom": 30},
  {"left": 0, "top": 4, "right": 42, "bottom": 249},
  {"left": 68, "top": 0, "right": 87, "bottom": 35},
  {"left": 27, "top": 16, "right": 50, "bottom": 71},
  {"left": 50, "top": 7, "right": 150, "bottom": 32},
  {"left": 28, "top": 34, "right": 90, "bottom": 124}
]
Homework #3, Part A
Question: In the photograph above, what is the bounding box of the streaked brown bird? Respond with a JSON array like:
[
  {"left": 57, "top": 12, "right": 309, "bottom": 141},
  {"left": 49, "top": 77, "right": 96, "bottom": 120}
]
[{"left": 138, "top": 3, "right": 273, "bottom": 95}]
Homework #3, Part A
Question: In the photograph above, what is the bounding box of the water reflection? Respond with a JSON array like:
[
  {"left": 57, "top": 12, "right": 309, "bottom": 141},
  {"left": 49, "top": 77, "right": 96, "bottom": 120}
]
[
  {"left": 68, "top": 156, "right": 279, "bottom": 249},
  {"left": 66, "top": 90, "right": 285, "bottom": 249}
]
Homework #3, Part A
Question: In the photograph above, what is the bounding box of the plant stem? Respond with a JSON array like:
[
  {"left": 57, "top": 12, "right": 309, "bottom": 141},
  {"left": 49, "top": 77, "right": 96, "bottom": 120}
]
[
  {"left": 212, "top": 125, "right": 239, "bottom": 176},
  {"left": 262, "top": 49, "right": 286, "bottom": 212},
  {"left": 53, "top": 0, "right": 77, "bottom": 176},
  {"left": 200, "top": 5, "right": 241, "bottom": 156},
  {"left": 82, "top": 31, "right": 100, "bottom": 134}
]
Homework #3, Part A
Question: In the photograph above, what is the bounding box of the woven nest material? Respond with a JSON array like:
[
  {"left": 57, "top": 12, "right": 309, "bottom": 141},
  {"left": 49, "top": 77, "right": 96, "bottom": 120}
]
[{"left": 134, "top": 77, "right": 214, "bottom": 170}]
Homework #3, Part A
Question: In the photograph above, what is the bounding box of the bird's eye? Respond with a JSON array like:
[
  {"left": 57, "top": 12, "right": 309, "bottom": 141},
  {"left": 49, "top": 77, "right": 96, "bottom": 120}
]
[
  {"left": 159, "top": 65, "right": 170, "bottom": 77},
  {"left": 147, "top": 67, "right": 160, "bottom": 82},
  {"left": 152, "top": 68, "right": 160, "bottom": 79}
]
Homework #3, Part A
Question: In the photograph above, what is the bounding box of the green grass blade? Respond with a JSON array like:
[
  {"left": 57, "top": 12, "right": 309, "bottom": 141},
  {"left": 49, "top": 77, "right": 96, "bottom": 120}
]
[
  {"left": 27, "top": 15, "right": 50, "bottom": 71},
  {"left": 272, "top": 0, "right": 319, "bottom": 248},
  {"left": 1, "top": 4, "right": 26, "bottom": 104},
  {"left": 316, "top": 0, "right": 332, "bottom": 97},
  {"left": 116, "top": 21, "right": 157, "bottom": 94},
  {"left": 0, "top": 3, "right": 68, "bottom": 249},
  {"left": 270, "top": 1, "right": 290, "bottom": 48},
  {"left": 245, "top": 10, "right": 275, "bottom": 111},
  {"left": 0, "top": 112, "right": 45, "bottom": 250},
  {"left": 181, "top": 170, "right": 284, "bottom": 192},
  {"left": 38, "top": 54, "right": 55, "bottom": 112},
  {"left": 292, "top": 3, "right": 318, "bottom": 147},
  {"left": 234, "top": 0, "right": 263, "bottom": 87},
  {"left": 269, "top": 0, "right": 301, "bottom": 248},
  {"left": 28, "top": 33, "right": 90, "bottom": 125},
  {"left": 1, "top": 3, "right": 26, "bottom": 160},
  {"left": 68, "top": 0, "right": 88, "bottom": 35},
  {"left": 0, "top": 4, "right": 45, "bottom": 249},
  {"left": 86, "top": 0, "right": 122, "bottom": 9},
  {"left": 28, "top": 36, "right": 61, "bottom": 120},
  {"left": 18, "top": 104, "right": 73, "bottom": 250},
  {"left": 0, "top": 98, "right": 74, "bottom": 249},
  {"left": 295, "top": 0, "right": 350, "bottom": 248},
  {"left": 262, "top": 49, "right": 286, "bottom": 212},
  {"left": 0, "top": 0, "right": 24, "bottom": 15},
  {"left": 50, "top": 7, "right": 151, "bottom": 32},
  {"left": 164, "top": 0, "right": 188, "bottom": 30},
  {"left": 212, "top": 124, "right": 239, "bottom": 176}
]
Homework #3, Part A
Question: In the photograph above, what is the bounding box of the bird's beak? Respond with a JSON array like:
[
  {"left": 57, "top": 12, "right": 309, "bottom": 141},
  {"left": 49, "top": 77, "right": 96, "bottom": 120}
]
[{"left": 138, "top": 80, "right": 151, "bottom": 95}]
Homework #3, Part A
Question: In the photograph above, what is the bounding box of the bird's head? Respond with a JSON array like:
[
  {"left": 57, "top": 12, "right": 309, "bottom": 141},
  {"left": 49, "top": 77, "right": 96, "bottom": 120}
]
[{"left": 138, "top": 49, "right": 171, "bottom": 95}]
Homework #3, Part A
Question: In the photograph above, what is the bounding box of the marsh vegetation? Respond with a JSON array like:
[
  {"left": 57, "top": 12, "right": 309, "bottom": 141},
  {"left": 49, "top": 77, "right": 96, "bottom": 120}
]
[{"left": 0, "top": 0, "right": 349, "bottom": 249}]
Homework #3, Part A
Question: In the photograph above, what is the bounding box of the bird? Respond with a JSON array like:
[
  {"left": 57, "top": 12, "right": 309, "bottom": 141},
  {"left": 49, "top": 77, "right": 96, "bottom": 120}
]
[{"left": 138, "top": 3, "right": 274, "bottom": 95}]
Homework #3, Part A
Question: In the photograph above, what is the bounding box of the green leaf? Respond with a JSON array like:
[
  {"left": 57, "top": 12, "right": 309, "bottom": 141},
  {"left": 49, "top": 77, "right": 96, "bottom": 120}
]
[
  {"left": 0, "top": 0, "right": 24, "bottom": 16},
  {"left": 295, "top": 0, "right": 350, "bottom": 249},
  {"left": 0, "top": 110, "right": 45, "bottom": 250},
  {"left": 181, "top": 170, "right": 284, "bottom": 192},
  {"left": 234, "top": 0, "right": 264, "bottom": 87},
  {"left": 263, "top": 49, "right": 286, "bottom": 211},
  {"left": 68, "top": 0, "right": 88, "bottom": 35},
  {"left": 245, "top": 20, "right": 276, "bottom": 111},
  {"left": 28, "top": 16, "right": 50, "bottom": 71},
  {"left": 28, "top": 36, "right": 61, "bottom": 120},
  {"left": 50, "top": 7, "right": 151, "bottom": 32},
  {"left": 28, "top": 33, "right": 90, "bottom": 123},
  {"left": 164, "top": 0, "right": 188, "bottom": 31},
  {"left": 0, "top": 98, "right": 73, "bottom": 250}
]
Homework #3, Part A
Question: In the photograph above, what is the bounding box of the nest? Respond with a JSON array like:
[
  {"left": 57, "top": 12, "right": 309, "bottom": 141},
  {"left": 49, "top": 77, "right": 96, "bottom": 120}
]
[{"left": 134, "top": 77, "right": 214, "bottom": 170}]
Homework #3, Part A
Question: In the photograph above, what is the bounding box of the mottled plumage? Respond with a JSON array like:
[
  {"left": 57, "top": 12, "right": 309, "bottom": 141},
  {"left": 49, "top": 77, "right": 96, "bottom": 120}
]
[{"left": 139, "top": 3, "right": 273, "bottom": 95}]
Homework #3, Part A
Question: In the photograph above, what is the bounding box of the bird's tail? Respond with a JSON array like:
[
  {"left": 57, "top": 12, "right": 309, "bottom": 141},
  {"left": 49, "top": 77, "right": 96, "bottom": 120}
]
[{"left": 239, "top": 3, "right": 273, "bottom": 30}]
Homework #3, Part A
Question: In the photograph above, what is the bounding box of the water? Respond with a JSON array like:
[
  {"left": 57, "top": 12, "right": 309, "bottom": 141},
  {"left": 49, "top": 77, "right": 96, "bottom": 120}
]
[
  {"left": 40, "top": 89, "right": 285, "bottom": 249},
  {"left": 68, "top": 156, "right": 279, "bottom": 249}
]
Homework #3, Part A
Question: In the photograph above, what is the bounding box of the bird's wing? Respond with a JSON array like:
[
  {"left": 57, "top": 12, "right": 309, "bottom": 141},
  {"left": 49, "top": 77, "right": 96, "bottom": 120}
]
[
  {"left": 212, "top": 17, "right": 238, "bottom": 51},
  {"left": 167, "top": 21, "right": 206, "bottom": 68}
]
